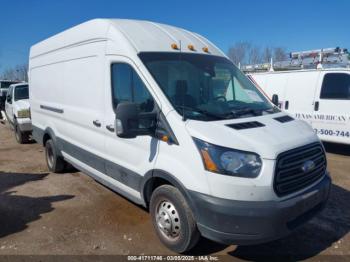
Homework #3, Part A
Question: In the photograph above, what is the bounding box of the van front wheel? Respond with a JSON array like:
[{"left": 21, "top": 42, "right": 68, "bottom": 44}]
[
  {"left": 150, "top": 185, "right": 200, "bottom": 253},
  {"left": 45, "top": 139, "right": 65, "bottom": 173}
]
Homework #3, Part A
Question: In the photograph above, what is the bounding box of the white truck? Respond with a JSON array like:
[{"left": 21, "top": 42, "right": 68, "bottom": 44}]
[
  {"left": 5, "top": 83, "right": 32, "bottom": 143},
  {"left": 0, "top": 80, "right": 20, "bottom": 120},
  {"left": 246, "top": 48, "right": 350, "bottom": 145},
  {"left": 29, "top": 19, "right": 330, "bottom": 253}
]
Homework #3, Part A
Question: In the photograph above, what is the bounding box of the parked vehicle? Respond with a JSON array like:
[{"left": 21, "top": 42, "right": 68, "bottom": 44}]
[
  {"left": 5, "top": 83, "right": 32, "bottom": 143},
  {"left": 29, "top": 19, "right": 331, "bottom": 253},
  {"left": 0, "top": 80, "right": 20, "bottom": 119},
  {"left": 245, "top": 48, "right": 350, "bottom": 145}
]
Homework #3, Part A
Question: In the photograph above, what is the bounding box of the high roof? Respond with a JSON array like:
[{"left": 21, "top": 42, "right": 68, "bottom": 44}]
[{"left": 30, "top": 19, "right": 225, "bottom": 58}]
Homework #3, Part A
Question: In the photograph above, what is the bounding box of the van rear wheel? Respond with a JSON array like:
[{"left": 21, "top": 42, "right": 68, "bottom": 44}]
[
  {"left": 150, "top": 185, "right": 200, "bottom": 253},
  {"left": 45, "top": 139, "right": 65, "bottom": 173}
]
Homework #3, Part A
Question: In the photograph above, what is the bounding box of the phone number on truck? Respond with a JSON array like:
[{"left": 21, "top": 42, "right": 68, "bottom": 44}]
[{"left": 314, "top": 128, "right": 350, "bottom": 137}]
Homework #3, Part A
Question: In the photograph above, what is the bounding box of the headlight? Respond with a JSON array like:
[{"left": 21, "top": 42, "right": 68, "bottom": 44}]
[
  {"left": 193, "top": 138, "right": 262, "bottom": 178},
  {"left": 17, "top": 109, "right": 30, "bottom": 118}
]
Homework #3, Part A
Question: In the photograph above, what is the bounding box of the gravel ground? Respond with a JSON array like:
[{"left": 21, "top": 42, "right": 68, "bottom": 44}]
[{"left": 0, "top": 120, "right": 349, "bottom": 260}]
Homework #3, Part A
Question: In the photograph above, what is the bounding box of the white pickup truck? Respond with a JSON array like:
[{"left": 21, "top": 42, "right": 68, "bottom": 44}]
[
  {"left": 0, "top": 80, "right": 19, "bottom": 120},
  {"left": 5, "top": 83, "right": 32, "bottom": 143}
]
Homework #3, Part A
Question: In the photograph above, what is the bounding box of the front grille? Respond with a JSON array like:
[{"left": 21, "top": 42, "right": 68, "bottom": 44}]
[{"left": 274, "top": 142, "right": 327, "bottom": 197}]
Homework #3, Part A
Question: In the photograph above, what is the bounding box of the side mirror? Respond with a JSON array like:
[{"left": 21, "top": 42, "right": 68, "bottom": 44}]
[
  {"left": 6, "top": 96, "right": 12, "bottom": 103},
  {"left": 115, "top": 102, "right": 157, "bottom": 138},
  {"left": 272, "top": 94, "right": 279, "bottom": 106}
]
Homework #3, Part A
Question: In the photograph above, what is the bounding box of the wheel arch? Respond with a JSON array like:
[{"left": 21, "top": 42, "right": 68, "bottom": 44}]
[
  {"left": 42, "top": 127, "right": 63, "bottom": 156},
  {"left": 141, "top": 170, "right": 198, "bottom": 216}
]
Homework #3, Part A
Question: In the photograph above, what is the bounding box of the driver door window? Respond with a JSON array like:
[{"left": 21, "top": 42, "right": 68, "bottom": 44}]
[
  {"left": 320, "top": 73, "right": 350, "bottom": 100},
  {"left": 111, "top": 63, "right": 154, "bottom": 113}
]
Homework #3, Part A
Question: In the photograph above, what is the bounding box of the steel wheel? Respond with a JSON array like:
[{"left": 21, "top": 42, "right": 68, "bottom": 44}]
[
  {"left": 46, "top": 142, "right": 55, "bottom": 169},
  {"left": 155, "top": 200, "right": 181, "bottom": 241}
]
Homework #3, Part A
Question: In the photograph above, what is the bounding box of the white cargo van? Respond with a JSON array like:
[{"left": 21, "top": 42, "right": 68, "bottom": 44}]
[
  {"left": 29, "top": 19, "right": 330, "bottom": 253},
  {"left": 249, "top": 69, "right": 350, "bottom": 145}
]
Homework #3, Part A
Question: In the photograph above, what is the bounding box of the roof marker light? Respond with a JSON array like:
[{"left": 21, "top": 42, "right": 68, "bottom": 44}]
[
  {"left": 202, "top": 47, "right": 209, "bottom": 53},
  {"left": 188, "top": 44, "right": 196, "bottom": 51},
  {"left": 171, "top": 43, "right": 179, "bottom": 50}
]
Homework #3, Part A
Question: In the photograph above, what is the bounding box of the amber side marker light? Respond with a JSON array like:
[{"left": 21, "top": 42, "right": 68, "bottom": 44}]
[
  {"left": 188, "top": 44, "right": 196, "bottom": 51},
  {"left": 171, "top": 43, "right": 179, "bottom": 50},
  {"left": 200, "top": 149, "right": 218, "bottom": 172},
  {"left": 202, "top": 47, "right": 209, "bottom": 53},
  {"left": 161, "top": 135, "right": 169, "bottom": 143}
]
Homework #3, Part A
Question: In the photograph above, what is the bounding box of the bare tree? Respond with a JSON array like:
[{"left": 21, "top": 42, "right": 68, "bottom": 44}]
[
  {"left": 227, "top": 41, "right": 251, "bottom": 65},
  {"left": 15, "top": 64, "right": 29, "bottom": 82},
  {"left": 262, "top": 47, "right": 272, "bottom": 63},
  {"left": 228, "top": 42, "right": 289, "bottom": 65},
  {"left": 0, "top": 63, "right": 28, "bottom": 81},
  {"left": 248, "top": 46, "right": 262, "bottom": 64},
  {"left": 1, "top": 68, "right": 17, "bottom": 80},
  {"left": 273, "top": 47, "right": 287, "bottom": 61}
]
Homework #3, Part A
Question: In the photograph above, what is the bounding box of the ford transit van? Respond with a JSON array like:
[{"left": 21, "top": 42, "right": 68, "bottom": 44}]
[{"left": 29, "top": 19, "right": 331, "bottom": 253}]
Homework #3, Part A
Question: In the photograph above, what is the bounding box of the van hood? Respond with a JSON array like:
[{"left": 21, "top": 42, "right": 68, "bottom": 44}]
[
  {"left": 185, "top": 113, "right": 319, "bottom": 159},
  {"left": 14, "top": 99, "right": 30, "bottom": 110}
]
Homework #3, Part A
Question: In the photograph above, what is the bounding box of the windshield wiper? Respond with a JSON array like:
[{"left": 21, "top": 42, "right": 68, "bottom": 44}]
[
  {"left": 226, "top": 106, "right": 279, "bottom": 119},
  {"left": 263, "top": 107, "right": 280, "bottom": 113},
  {"left": 175, "top": 105, "right": 226, "bottom": 121},
  {"left": 226, "top": 107, "right": 262, "bottom": 118}
]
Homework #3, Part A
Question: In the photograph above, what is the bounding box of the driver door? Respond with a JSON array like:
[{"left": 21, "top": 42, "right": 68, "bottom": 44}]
[
  {"left": 5, "top": 86, "right": 14, "bottom": 123},
  {"left": 103, "top": 56, "right": 160, "bottom": 194}
]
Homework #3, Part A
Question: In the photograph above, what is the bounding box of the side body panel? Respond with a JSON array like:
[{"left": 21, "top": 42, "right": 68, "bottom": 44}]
[
  {"left": 251, "top": 73, "right": 288, "bottom": 105},
  {"left": 283, "top": 71, "right": 320, "bottom": 126}
]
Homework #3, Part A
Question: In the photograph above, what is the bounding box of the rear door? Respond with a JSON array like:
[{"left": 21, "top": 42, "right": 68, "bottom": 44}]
[
  {"left": 312, "top": 71, "right": 350, "bottom": 144},
  {"left": 284, "top": 71, "right": 321, "bottom": 125}
]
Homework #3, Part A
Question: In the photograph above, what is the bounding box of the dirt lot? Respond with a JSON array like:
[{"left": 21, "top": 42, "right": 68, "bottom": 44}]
[{"left": 0, "top": 121, "right": 349, "bottom": 260}]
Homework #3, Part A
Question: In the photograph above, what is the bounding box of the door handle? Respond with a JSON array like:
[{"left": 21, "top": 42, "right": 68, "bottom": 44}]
[
  {"left": 106, "top": 124, "right": 115, "bottom": 132},
  {"left": 314, "top": 101, "right": 319, "bottom": 111},
  {"left": 93, "top": 120, "right": 101, "bottom": 127}
]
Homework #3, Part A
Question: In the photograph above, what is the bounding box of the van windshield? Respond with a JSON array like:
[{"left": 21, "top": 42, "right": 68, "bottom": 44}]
[{"left": 139, "top": 52, "right": 278, "bottom": 121}]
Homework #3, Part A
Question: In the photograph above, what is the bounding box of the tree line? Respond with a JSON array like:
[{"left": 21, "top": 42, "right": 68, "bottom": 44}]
[
  {"left": 0, "top": 64, "right": 28, "bottom": 82},
  {"left": 227, "top": 41, "right": 288, "bottom": 66}
]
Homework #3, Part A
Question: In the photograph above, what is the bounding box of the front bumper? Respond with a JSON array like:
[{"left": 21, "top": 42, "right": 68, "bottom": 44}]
[
  {"left": 16, "top": 118, "right": 32, "bottom": 132},
  {"left": 189, "top": 174, "right": 331, "bottom": 245}
]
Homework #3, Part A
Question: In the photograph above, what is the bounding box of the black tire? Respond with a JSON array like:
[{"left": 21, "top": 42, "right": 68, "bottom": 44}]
[
  {"left": 45, "top": 139, "right": 66, "bottom": 173},
  {"left": 14, "top": 122, "right": 29, "bottom": 144},
  {"left": 150, "top": 185, "right": 200, "bottom": 253}
]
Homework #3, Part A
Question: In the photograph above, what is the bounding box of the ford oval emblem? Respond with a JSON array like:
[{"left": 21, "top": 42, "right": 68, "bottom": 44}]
[{"left": 301, "top": 160, "right": 316, "bottom": 173}]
